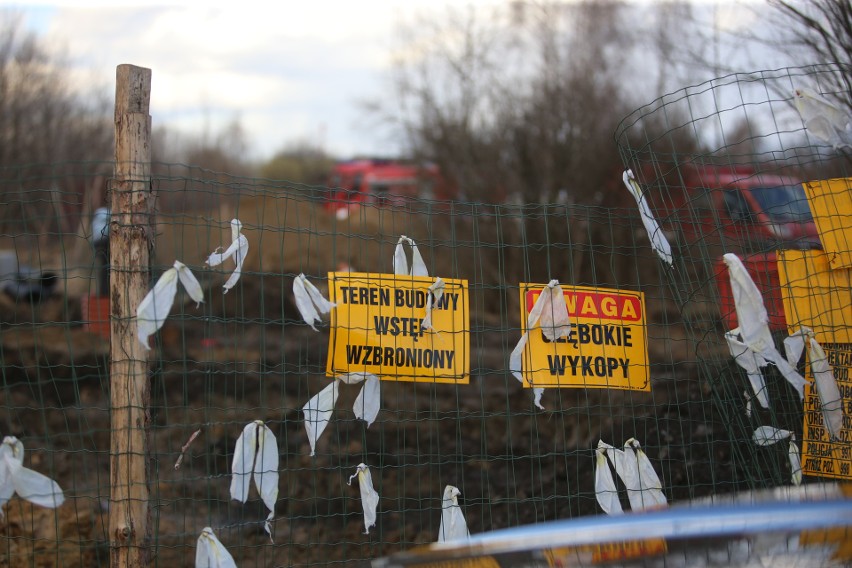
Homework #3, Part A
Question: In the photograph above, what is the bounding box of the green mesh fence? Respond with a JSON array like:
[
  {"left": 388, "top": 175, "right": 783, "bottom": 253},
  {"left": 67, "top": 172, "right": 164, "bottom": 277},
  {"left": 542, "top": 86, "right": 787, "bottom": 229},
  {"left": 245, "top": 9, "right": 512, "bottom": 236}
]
[
  {"left": 0, "top": 64, "right": 849, "bottom": 568},
  {"left": 615, "top": 64, "right": 851, "bottom": 500}
]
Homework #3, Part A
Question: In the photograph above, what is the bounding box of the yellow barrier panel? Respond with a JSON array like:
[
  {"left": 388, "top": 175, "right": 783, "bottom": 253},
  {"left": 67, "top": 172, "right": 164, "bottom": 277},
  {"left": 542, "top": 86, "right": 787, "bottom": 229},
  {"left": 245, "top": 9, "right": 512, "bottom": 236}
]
[
  {"left": 778, "top": 250, "right": 852, "bottom": 480},
  {"left": 803, "top": 177, "right": 852, "bottom": 270}
]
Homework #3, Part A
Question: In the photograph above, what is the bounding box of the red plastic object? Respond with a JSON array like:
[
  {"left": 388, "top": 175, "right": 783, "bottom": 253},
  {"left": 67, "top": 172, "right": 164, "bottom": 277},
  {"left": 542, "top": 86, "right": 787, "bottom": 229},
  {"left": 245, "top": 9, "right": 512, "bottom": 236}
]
[
  {"left": 81, "top": 295, "right": 111, "bottom": 340},
  {"left": 714, "top": 252, "right": 787, "bottom": 332}
]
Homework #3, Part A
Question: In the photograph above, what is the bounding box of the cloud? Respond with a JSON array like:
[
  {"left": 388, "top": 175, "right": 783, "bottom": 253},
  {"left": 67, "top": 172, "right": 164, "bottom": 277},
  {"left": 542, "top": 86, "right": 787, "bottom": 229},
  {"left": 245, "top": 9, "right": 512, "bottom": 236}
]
[
  {"left": 9, "top": 2, "right": 422, "bottom": 158},
  {"left": 5, "top": 1, "right": 524, "bottom": 158}
]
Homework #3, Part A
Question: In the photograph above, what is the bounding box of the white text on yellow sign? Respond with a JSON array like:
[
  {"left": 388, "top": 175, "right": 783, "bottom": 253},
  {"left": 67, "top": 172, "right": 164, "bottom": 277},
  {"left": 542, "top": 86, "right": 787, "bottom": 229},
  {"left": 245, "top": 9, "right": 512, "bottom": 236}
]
[
  {"left": 327, "top": 272, "right": 469, "bottom": 383},
  {"left": 518, "top": 284, "right": 649, "bottom": 390}
]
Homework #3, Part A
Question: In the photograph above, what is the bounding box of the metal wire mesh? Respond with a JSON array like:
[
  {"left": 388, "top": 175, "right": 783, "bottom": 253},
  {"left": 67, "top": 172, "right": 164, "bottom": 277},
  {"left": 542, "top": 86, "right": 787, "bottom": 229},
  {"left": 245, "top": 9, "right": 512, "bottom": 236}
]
[
  {"left": 615, "top": 64, "right": 852, "bottom": 501},
  {"left": 0, "top": 157, "right": 724, "bottom": 566},
  {"left": 0, "top": 64, "right": 849, "bottom": 567}
]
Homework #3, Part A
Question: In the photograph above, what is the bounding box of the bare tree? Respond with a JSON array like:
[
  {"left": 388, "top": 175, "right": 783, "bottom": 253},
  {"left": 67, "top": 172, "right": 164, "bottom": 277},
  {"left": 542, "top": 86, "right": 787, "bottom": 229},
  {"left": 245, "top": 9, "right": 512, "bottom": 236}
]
[
  {"left": 0, "top": 12, "right": 113, "bottom": 239},
  {"left": 770, "top": 0, "right": 852, "bottom": 68},
  {"left": 377, "top": 1, "right": 646, "bottom": 207},
  {"left": 380, "top": 3, "right": 507, "bottom": 202},
  {"left": 149, "top": 118, "right": 258, "bottom": 214},
  {"left": 768, "top": 0, "right": 852, "bottom": 111},
  {"left": 0, "top": 13, "right": 112, "bottom": 166},
  {"left": 182, "top": 124, "right": 253, "bottom": 179},
  {"left": 365, "top": 0, "right": 720, "bottom": 292}
]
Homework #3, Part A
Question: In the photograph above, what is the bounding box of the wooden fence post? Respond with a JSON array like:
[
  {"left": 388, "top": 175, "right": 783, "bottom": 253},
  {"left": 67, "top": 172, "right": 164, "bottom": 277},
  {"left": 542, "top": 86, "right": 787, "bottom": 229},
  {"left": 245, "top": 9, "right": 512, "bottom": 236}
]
[{"left": 109, "top": 64, "right": 153, "bottom": 568}]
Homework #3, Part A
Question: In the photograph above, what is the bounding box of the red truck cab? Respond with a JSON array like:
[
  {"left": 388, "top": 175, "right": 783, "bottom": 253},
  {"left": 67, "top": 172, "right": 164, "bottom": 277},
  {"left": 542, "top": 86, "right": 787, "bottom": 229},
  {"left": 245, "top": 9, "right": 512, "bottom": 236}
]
[
  {"left": 325, "top": 159, "right": 453, "bottom": 216},
  {"left": 660, "top": 165, "right": 821, "bottom": 252},
  {"left": 640, "top": 164, "right": 822, "bottom": 332}
]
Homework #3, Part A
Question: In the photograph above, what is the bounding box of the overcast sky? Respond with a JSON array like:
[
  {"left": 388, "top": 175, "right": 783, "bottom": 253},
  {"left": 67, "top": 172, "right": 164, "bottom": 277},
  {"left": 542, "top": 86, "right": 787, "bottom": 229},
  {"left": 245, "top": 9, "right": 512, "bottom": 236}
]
[
  {"left": 7, "top": 1, "right": 476, "bottom": 160},
  {"left": 5, "top": 1, "right": 777, "bottom": 162}
]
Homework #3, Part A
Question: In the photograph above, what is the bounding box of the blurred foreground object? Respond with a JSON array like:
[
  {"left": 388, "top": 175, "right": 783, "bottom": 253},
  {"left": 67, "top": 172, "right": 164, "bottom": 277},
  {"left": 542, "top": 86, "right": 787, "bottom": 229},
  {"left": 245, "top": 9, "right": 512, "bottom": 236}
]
[{"left": 373, "top": 484, "right": 852, "bottom": 568}]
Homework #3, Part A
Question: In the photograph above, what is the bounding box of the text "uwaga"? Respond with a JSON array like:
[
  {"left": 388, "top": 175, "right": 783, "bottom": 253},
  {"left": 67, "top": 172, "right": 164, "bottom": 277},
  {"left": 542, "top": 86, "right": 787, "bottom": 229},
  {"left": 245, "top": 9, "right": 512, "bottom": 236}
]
[{"left": 526, "top": 289, "right": 642, "bottom": 321}]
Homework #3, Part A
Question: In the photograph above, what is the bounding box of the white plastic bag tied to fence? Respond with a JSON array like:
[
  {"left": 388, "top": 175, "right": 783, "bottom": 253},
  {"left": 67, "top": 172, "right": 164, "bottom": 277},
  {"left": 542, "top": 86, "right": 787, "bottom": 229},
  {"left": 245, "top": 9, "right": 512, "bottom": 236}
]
[
  {"left": 437, "top": 485, "right": 469, "bottom": 543},
  {"left": 595, "top": 438, "right": 666, "bottom": 513},
  {"left": 230, "top": 420, "right": 279, "bottom": 540},
  {"left": 752, "top": 426, "right": 802, "bottom": 486},
  {"left": 726, "top": 329, "right": 770, "bottom": 410},
  {"left": 510, "top": 279, "right": 571, "bottom": 410},
  {"left": 206, "top": 218, "right": 249, "bottom": 293},
  {"left": 594, "top": 441, "right": 622, "bottom": 515},
  {"left": 346, "top": 372, "right": 381, "bottom": 426},
  {"left": 783, "top": 326, "right": 811, "bottom": 370},
  {"left": 302, "top": 373, "right": 380, "bottom": 456},
  {"left": 392, "top": 235, "right": 447, "bottom": 332},
  {"left": 622, "top": 169, "right": 673, "bottom": 266},
  {"left": 348, "top": 463, "right": 380, "bottom": 534},
  {"left": 137, "top": 260, "right": 204, "bottom": 350},
  {"left": 784, "top": 325, "right": 845, "bottom": 440},
  {"left": 806, "top": 336, "right": 844, "bottom": 441},
  {"left": 622, "top": 438, "right": 667, "bottom": 510},
  {"left": 742, "top": 390, "right": 753, "bottom": 418},
  {"left": 393, "top": 235, "right": 429, "bottom": 277},
  {"left": 293, "top": 273, "right": 337, "bottom": 331},
  {"left": 195, "top": 527, "right": 237, "bottom": 568},
  {"left": 793, "top": 88, "right": 852, "bottom": 150},
  {"left": 789, "top": 437, "right": 803, "bottom": 487},
  {"left": 0, "top": 436, "right": 64, "bottom": 514},
  {"left": 421, "top": 277, "right": 445, "bottom": 332},
  {"left": 723, "top": 253, "right": 806, "bottom": 399},
  {"left": 303, "top": 381, "right": 338, "bottom": 457}
]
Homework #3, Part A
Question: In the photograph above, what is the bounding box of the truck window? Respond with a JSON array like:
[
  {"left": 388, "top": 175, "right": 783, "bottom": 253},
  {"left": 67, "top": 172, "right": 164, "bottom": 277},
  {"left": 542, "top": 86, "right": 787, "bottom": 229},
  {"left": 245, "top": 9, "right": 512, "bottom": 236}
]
[
  {"left": 723, "top": 190, "right": 752, "bottom": 222},
  {"left": 749, "top": 185, "right": 814, "bottom": 223}
]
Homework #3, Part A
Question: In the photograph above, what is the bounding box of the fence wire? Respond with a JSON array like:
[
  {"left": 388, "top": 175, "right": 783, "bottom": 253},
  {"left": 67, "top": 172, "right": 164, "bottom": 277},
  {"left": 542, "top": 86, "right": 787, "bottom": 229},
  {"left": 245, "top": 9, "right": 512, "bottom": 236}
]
[
  {"left": 615, "top": 64, "right": 852, "bottom": 514},
  {"left": 0, "top": 64, "right": 849, "bottom": 568}
]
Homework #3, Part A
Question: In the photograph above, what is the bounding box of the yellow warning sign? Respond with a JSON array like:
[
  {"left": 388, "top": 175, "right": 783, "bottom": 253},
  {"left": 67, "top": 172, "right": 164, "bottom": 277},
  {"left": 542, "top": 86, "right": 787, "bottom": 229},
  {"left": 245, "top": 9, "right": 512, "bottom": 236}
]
[
  {"left": 326, "top": 272, "right": 469, "bottom": 383},
  {"left": 518, "top": 284, "right": 649, "bottom": 390},
  {"left": 803, "top": 177, "right": 852, "bottom": 270},
  {"left": 778, "top": 249, "right": 852, "bottom": 480}
]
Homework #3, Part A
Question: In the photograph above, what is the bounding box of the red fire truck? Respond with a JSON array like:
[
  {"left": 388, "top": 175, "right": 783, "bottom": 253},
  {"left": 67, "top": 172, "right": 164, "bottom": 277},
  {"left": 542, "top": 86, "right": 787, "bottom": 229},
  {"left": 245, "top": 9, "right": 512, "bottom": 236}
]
[
  {"left": 651, "top": 164, "right": 821, "bottom": 253},
  {"left": 647, "top": 164, "right": 822, "bottom": 333},
  {"left": 634, "top": 163, "right": 823, "bottom": 332},
  {"left": 324, "top": 159, "right": 455, "bottom": 215}
]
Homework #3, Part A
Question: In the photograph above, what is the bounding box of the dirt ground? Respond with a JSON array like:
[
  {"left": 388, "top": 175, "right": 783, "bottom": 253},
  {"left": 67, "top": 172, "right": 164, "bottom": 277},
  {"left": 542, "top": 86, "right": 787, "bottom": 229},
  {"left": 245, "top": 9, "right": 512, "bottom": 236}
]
[{"left": 0, "top": 193, "right": 801, "bottom": 567}]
